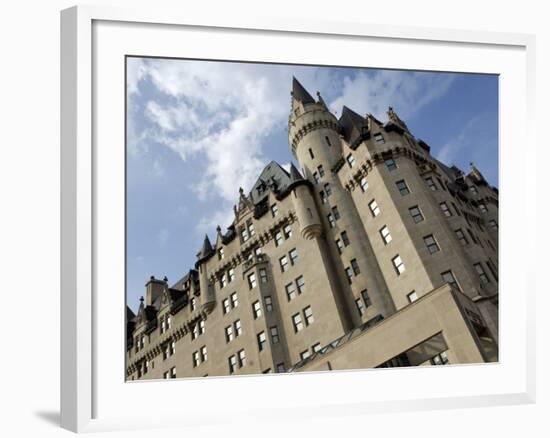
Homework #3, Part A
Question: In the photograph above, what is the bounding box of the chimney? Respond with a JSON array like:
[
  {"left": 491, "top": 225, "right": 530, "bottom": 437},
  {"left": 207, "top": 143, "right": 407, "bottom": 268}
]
[{"left": 145, "top": 275, "right": 166, "bottom": 306}]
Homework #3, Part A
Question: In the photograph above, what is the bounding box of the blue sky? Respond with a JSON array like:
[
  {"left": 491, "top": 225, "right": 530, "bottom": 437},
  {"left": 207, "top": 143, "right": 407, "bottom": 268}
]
[{"left": 126, "top": 58, "right": 498, "bottom": 311}]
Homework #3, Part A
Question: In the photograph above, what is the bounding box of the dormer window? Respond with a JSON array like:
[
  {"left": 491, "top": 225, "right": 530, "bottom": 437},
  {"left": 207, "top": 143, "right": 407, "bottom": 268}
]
[
  {"left": 374, "top": 133, "right": 385, "bottom": 144},
  {"left": 218, "top": 247, "right": 224, "bottom": 260}
]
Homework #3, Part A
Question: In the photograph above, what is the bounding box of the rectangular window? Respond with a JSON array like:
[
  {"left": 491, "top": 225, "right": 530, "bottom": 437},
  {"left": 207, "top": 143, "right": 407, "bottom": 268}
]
[
  {"left": 304, "top": 306, "right": 314, "bottom": 326},
  {"left": 351, "top": 258, "right": 360, "bottom": 275},
  {"left": 479, "top": 203, "right": 488, "bottom": 213},
  {"left": 327, "top": 213, "right": 336, "bottom": 228},
  {"left": 430, "top": 351, "right": 449, "bottom": 365},
  {"left": 170, "top": 367, "right": 176, "bottom": 378},
  {"left": 292, "top": 313, "right": 304, "bottom": 333},
  {"left": 361, "top": 289, "right": 371, "bottom": 307},
  {"left": 200, "top": 346, "right": 208, "bottom": 362},
  {"left": 220, "top": 273, "right": 227, "bottom": 289},
  {"left": 252, "top": 300, "right": 262, "bottom": 319},
  {"left": 228, "top": 355, "right": 237, "bottom": 374},
  {"left": 341, "top": 231, "right": 350, "bottom": 246},
  {"left": 474, "top": 262, "right": 491, "bottom": 284},
  {"left": 192, "top": 351, "right": 200, "bottom": 368},
  {"left": 395, "top": 179, "right": 410, "bottom": 195},
  {"left": 222, "top": 298, "right": 230, "bottom": 315},
  {"left": 345, "top": 267, "right": 353, "bottom": 284},
  {"left": 274, "top": 230, "right": 283, "bottom": 247},
  {"left": 324, "top": 183, "right": 332, "bottom": 197},
  {"left": 331, "top": 206, "right": 341, "bottom": 220},
  {"left": 296, "top": 275, "right": 305, "bottom": 294},
  {"left": 230, "top": 292, "right": 238, "bottom": 308},
  {"left": 335, "top": 238, "right": 343, "bottom": 254},
  {"left": 441, "top": 270, "right": 460, "bottom": 291},
  {"left": 240, "top": 227, "right": 249, "bottom": 243},
  {"left": 191, "top": 323, "right": 199, "bottom": 340},
  {"left": 300, "top": 350, "right": 311, "bottom": 360},
  {"left": 374, "top": 133, "right": 385, "bottom": 144},
  {"left": 238, "top": 350, "right": 247, "bottom": 367},
  {"left": 407, "top": 290, "right": 418, "bottom": 303},
  {"left": 198, "top": 319, "right": 205, "bottom": 335},
  {"left": 369, "top": 199, "right": 381, "bottom": 217},
  {"left": 225, "top": 325, "right": 234, "bottom": 343},
  {"left": 320, "top": 190, "right": 327, "bottom": 204},
  {"left": 308, "top": 148, "right": 314, "bottom": 159},
  {"left": 279, "top": 255, "right": 289, "bottom": 272},
  {"left": 392, "top": 255, "right": 405, "bottom": 275},
  {"left": 488, "top": 219, "right": 498, "bottom": 230},
  {"left": 440, "top": 202, "right": 452, "bottom": 217},
  {"left": 360, "top": 177, "right": 368, "bottom": 192},
  {"left": 270, "top": 326, "right": 280, "bottom": 344},
  {"left": 271, "top": 204, "right": 278, "bottom": 217},
  {"left": 470, "top": 186, "right": 478, "bottom": 195},
  {"left": 234, "top": 319, "right": 242, "bottom": 336},
  {"left": 190, "top": 297, "right": 196, "bottom": 312},
  {"left": 409, "top": 205, "right": 424, "bottom": 223},
  {"left": 228, "top": 268, "right": 235, "bottom": 282},
  {"left": 312, "top": 343, "right": 322, "bottom": 353},
  {"left": 380, "top": 225, "right": 392, "bottom": 244},
  {"left": 455, "top": 228, "right": 469, "bottom": 245},
  {"left": 313, "top": 171, "right": 320, "bottom": 184},
  {"left": 257, "top": 332, "right": 267, "bottom": 351},
  {"left": 318, "top": 165, "right": 325, "bottom": 177},
  {"left": 247, "top": 272, "right": 257, "bottom": 289},
  {"left": 259, "top": 268, "right": 268, "bottom": 283},
  {"left": 355, "top": 298, "right": 365, "bottom": 316},
  {"left": 385, "top": 158, "right": 397, "bottom": 171},
  {"left": 264, "top": 296, "right": 273, "bottom": 312},
  {"left": 423, "top": 234, "right": 440, "bottom": 254},
  {"left": 425, "top": 177, "right": 437, "bottom": 191},
  {"left": 285, "top": 282, "right": 297, "bottom": 301},
  {"left": 289, "top": 248, "right": 299, "bottom": 265},
  {"left": 218, "top": 247, "right": 225, "bottom": 260},
  {"left": 283, "top": 224, "right": 292, "bottom": 239},
  {"left": 346, "top": 153, "right": 356, "bottom": 168}
]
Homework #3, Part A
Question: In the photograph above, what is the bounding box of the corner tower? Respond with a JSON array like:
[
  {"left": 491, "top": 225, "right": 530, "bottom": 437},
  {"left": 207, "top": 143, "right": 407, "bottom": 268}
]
[{"left": 288, "top": 77, "right": 342, "bottom": 176}]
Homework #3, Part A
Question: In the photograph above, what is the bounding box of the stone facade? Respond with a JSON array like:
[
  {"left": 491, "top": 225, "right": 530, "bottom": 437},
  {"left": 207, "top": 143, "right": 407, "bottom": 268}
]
[{"left": 126, "top": 78, "right": 499, "bottom": 380}]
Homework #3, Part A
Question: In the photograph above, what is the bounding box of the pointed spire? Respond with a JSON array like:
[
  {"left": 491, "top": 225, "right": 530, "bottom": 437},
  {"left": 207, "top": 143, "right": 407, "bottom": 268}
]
[
  {"left": 289, "top": 162, "right": 304, "bottom": 183},
  {"left": 291, "top": 77, "right": 315, "bottom": 104},
  {"left": 197, "top": 234, "right": 214, "bottom": 260},
  {"left": 339, "top": 105, "right": 367, "bottom": 144}
]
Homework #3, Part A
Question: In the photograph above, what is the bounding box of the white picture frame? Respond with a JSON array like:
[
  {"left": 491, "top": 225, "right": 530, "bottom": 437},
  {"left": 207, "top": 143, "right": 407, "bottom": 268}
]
[{"left": 60, "top": 5, "right": 536, "bottom": 433}]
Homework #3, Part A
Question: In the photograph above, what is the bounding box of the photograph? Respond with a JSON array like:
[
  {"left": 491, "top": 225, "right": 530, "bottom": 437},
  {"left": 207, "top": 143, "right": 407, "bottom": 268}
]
[{"left": 125, "top": 58, "right": 499, "bottom": 381}]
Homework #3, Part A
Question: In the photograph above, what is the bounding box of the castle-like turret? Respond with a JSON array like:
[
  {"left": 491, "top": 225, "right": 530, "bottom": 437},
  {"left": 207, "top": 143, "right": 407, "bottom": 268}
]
[
  {"left": 288, "top": 77, "right": 342, "bottom": 175},
  {"left": 287, "top": 163, "right": 322, "bottom": 240},
  {"left": 195, "top": 234, "right": 215, "bottom": 312}
]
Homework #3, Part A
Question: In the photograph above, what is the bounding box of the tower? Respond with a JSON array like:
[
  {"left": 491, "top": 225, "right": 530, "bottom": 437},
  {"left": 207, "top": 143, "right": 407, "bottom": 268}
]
[{"left": 288, "top": 78, "right": 397, "bottom": 326}]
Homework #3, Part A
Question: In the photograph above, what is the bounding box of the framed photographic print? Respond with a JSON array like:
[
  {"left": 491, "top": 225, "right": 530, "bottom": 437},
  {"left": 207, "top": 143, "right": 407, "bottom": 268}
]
[{"left": 61, "top": 5, "right": 536, "bottom": 433}]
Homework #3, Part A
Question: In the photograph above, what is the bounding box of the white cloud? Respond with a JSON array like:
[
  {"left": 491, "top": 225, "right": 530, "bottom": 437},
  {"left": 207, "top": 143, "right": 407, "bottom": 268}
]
[
  {"left": 128, "top": 60, "right": 457, "bottom": 235},
  {"left": 436, "top": 115, "right": 483, "bottom": 164},
  {"left": 329, "top": 70, "right": 455, "bottom": 121}
]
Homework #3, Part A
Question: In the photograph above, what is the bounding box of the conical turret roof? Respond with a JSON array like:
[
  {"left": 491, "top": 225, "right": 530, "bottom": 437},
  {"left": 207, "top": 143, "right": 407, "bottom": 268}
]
[{"left": 292, "top": 77, "right": 315, "bottom": 104}]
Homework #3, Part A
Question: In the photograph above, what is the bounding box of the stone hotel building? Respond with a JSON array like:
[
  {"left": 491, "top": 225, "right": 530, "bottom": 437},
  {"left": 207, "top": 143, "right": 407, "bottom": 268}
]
[{"left": 126, "top": 78, "right": 499, "bottom": 380}]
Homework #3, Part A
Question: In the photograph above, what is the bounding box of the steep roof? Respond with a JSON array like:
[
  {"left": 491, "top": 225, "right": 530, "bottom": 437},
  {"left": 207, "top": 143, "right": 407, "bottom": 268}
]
[
  {"left": 292, "top": 77, "right": 315, "bottom": 104},
  {"left": 249, "top": 161, "right": 291, "bottom": 205},
  {"left": 196, "top": 234, "right": 214, "bottom": 261},
  {"left": 339, "top": 105, "right": 367, "bottom": 145}
]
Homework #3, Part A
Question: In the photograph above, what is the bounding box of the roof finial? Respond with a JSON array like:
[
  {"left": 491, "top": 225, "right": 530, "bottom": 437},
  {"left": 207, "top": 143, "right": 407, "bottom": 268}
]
[
  {"left": 163, "top": 275, "right": 168, "bottom": 283},
  {"left": 139, "top": 296, "right": 144, "bottom": 303}
]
